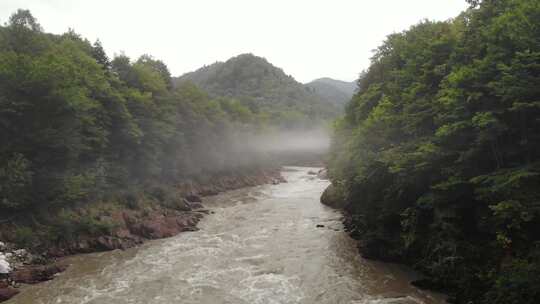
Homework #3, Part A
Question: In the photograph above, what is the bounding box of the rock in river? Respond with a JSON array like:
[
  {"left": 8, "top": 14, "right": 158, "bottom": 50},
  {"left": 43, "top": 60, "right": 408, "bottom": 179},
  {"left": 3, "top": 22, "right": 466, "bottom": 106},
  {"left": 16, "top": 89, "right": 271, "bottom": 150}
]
[
  {"left": 320, "top": 184, "right": 346, "bottom": 209},
  {"left": 0, "top": 283, "right": 19, "bottom": 302}
]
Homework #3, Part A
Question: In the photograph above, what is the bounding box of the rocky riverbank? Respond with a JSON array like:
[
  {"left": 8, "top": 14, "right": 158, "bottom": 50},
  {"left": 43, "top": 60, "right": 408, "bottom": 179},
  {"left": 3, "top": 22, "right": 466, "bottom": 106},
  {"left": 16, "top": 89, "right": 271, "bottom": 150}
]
[{"left": 0, "top": 168, "right": 286, "bottom": 302}]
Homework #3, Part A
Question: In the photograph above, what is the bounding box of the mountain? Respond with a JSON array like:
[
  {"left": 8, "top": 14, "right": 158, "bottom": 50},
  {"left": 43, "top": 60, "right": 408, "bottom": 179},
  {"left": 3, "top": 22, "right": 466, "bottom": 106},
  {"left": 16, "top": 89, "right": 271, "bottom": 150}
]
[
  {"left": 304, "top": 78, "right": 356, "bottom": 107},
  {"left": 174, "top": 54, "right": 340, "bottom": 126}
]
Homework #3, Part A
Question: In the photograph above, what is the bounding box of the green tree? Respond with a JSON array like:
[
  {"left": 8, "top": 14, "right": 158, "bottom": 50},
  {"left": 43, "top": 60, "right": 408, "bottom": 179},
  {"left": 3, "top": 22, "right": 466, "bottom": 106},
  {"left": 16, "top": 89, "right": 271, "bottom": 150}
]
[{"left": 328, "top": 1, "right": 540, "bottom": 302}]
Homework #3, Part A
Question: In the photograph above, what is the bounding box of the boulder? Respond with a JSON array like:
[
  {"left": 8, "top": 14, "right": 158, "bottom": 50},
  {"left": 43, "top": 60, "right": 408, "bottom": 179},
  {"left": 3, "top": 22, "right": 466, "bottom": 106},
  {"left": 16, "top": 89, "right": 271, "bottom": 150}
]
[
  {"left": 95, "top": 236, "right": 121, "bottom": 251},
  {"left": 320, "top": 184, "right": 346, "bottom": 209},
  {"left": 185, "top": 194, "right": 202, "bottom": 203},
  {"left": 10, "top": 264, "right": 67, "bottom": 284},
  {"left": 130, "top": 211, "right": 202, "bottom": 239},
  {"left": 0, "top": 286, "right": 19, "bottom": 302},
  {"left": 138, "top": 220, "right": 170, "bottom": 239},
  {"left": 165, "top": 198, "right": 192, "bottom": 212},
  {"left": 317, "top": 169, "right": 328, "bottom": 180}
]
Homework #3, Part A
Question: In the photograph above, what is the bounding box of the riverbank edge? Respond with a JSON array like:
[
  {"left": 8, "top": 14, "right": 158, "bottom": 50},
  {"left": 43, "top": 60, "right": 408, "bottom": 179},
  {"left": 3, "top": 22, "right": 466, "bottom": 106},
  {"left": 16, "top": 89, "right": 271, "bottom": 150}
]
[
  {"left": 0, "top": 168, "right": 286, "bottom": 302},
  {"left": 320, "top": 181, "right": 450, "bottom": 302}
]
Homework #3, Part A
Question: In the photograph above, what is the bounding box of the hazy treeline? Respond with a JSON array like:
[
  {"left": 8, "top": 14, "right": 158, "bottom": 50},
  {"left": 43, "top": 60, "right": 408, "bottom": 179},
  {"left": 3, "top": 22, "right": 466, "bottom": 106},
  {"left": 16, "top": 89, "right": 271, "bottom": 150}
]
[
  {"left": 0, "top": 10, "right": 325, "bottom": 218},
  {"left": 175, "top": 53, "right": 341, "bottom": 128},
  {"left": 304, "top": 77, "right": 356, "bottom": 108},
  {"left": 328, "top": 0, "right": 540, "bottom": 302}
]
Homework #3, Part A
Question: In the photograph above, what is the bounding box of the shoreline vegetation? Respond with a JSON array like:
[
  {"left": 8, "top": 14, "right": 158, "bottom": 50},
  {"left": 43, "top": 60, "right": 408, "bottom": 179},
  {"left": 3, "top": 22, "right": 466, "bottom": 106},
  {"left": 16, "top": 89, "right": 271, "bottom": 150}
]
[{"left": 326, "top": 0, "right": 540, "bottom": 303}]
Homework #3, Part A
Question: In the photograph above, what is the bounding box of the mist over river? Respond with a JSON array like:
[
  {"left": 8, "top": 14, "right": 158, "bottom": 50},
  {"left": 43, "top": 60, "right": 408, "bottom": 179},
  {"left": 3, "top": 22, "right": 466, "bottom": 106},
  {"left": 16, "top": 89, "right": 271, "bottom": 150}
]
[{"left": 7, "top": 167, "right": 445, "bottom": 304}]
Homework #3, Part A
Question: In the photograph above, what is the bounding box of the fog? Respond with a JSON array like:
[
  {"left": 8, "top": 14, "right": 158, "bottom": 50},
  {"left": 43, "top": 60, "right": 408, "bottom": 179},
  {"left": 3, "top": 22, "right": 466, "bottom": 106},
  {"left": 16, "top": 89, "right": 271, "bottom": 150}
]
[
  {"left": 214, "top": 128, "right": 331, "bottom": 169},
  {"left": 249, "top": 129, "right": 330, "bottom": 154}
]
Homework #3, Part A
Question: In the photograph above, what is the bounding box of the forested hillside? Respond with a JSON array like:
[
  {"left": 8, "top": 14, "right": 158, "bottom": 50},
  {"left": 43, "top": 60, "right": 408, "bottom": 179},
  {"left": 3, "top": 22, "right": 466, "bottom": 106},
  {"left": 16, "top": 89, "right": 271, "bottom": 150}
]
[
  {"left": 0, "top": 10, "right": 278, "bottom": 247},
  {"left": 175, "top": 54, "right": 340, "bottom": 128},
  {"left": 305, "top": 77, "right": 356, "bottom": 107},
  {"left": 327, "top": 0, "right": 540, "bottom": 303}
]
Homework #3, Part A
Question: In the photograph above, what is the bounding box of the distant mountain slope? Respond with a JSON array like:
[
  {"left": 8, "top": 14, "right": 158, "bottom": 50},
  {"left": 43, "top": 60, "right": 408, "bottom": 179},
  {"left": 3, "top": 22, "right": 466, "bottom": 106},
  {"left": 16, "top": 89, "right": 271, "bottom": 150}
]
[
  {"left": 304, "top": 78, "right": 356, "bottom": 107},
  {"left": 174, "top": 54, "right": 339, "bottom": 124}
]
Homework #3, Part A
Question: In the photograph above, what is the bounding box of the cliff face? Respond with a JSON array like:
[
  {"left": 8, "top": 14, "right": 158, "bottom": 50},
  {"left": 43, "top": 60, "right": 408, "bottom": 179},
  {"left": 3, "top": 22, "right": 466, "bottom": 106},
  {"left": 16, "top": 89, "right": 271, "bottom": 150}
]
[{"left": 0, "top": 168, "right": 285, "bottom": 302}]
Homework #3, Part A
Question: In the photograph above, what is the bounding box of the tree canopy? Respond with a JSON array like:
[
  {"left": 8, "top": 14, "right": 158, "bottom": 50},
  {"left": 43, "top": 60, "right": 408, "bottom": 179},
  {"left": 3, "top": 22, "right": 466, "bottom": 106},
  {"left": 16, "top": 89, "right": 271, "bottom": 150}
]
[{"left": 0, "top": 11, "right": 273, "bottom": 215}]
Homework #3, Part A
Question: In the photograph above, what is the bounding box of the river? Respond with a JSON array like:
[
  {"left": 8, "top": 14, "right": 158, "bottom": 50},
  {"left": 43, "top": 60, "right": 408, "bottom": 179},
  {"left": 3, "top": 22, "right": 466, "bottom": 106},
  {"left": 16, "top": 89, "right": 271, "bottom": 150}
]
[{"left": 7, "top": 167, "right": 445, "bottom": 304}]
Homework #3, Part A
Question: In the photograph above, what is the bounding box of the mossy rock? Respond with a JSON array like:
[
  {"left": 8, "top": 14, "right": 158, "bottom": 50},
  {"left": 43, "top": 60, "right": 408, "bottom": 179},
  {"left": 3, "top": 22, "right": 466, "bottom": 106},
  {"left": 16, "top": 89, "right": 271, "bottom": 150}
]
[{"left": 320, "top": 184, "right": 346, "bottom": 209}]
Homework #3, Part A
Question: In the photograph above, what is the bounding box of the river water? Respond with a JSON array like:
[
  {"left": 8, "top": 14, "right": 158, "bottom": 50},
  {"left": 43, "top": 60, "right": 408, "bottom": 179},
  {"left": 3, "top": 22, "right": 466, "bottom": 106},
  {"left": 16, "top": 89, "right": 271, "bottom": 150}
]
[{"left": 7, "top": 167, "right": 445, "bottom": 304}]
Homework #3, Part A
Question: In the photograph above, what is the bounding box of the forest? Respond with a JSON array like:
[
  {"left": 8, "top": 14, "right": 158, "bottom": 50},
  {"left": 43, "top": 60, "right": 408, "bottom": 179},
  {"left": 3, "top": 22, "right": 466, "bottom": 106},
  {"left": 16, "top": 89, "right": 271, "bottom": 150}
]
[
  {"left": 0, "top": 9, "right": 331, "bottom": 248},
  {"left": 175, "top": 53, "right": 341, "bottom": 129},
  {"left": 327, "top": 0, "right": 540, "bottom": 302}
]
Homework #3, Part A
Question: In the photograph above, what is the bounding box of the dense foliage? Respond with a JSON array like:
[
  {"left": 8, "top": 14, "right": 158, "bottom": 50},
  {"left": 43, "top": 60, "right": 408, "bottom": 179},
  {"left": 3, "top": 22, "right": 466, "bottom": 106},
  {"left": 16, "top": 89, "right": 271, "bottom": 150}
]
[
  {"left": 328, "top": 0, "right": 540, "bottom": 302},
  {"left": 0, "top": 10, "right": 272, "bottom": 217},
  {"left": 175, "top": 54, "right": 340, "bottom": 128}
]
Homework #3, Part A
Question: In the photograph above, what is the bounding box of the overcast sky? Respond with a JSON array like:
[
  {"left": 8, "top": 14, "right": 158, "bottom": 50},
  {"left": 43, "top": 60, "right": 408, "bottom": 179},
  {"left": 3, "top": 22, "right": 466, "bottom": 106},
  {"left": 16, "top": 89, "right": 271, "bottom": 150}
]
[{"left": 0, "top": 0, "right": 468, "bottom": 83}]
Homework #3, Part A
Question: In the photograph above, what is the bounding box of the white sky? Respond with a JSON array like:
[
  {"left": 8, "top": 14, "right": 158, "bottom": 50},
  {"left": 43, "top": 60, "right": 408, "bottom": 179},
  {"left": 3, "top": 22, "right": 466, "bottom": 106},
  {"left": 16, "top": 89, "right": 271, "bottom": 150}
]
[{"left": 0, "top": 0, "right": 468, "bottom": 83}]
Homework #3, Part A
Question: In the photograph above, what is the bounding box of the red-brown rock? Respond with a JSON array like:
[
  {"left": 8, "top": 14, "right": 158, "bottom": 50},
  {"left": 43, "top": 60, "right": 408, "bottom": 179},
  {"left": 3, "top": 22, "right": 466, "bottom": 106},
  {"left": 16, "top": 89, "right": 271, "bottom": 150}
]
[
  {"left": 9, "top": 264, "right": 67, "bottom": 284},
  {"left": 185, "top": 194, "right": 202, "bottom": 203},
  {"left": 0, "top": 286, "right": 19, "bottom": 302}
]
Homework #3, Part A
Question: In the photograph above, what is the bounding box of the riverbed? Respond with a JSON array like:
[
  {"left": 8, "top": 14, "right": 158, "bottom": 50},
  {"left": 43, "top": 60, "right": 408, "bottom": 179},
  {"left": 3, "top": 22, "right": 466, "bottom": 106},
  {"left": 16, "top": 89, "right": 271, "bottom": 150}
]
[{"left": 7, "top": 167, "right": 445, "bottom": 304}]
